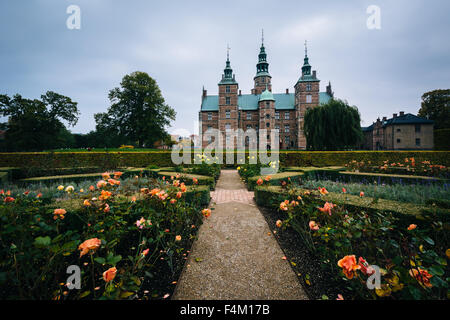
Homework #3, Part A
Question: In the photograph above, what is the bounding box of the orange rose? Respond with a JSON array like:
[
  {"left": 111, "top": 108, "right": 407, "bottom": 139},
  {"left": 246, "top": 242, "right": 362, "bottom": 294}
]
[
  {"left": 360, "top": 191, "right": 364, "bottom": 197},
  {"left": 102, "top": 267, "right": 117, "bottom": 282},
  {"left": 202, "top": 208, "right": 211, "bottom": 218},
  {"left": 176, "top": 191, "right": 182, "bottom": 199},
  {"left": 97, "top": 180, "right": 107, "bottom": 189},
  {"left": 318, "top": 202, "right": 336, "bottom": 216},
  {"left": 337, "top": 255, "right": 360, "bottom": 279},
  {"left": 78, "top": 238, "right": 101, "bottom": 257},
  {"left": 113, "top": 171, "right": 123, "bottom": 179},
  {"left": 53, "top": 208, "right": 67, "bottom": 220},
  {"left": 407, "top": 224, "right": 417, "bottom": 231},
  {"left": 175, "top": 235, "right": 182, "bottom": 241},
  {"left": 409, "top": 268, "right": 433, "bottom": 288},
  {"left": 309, "top": 221, "right": 319, "bottom": 231},
  {"left": 319, "top": 187, "right": 328, "bottom": 195},
  {"left": 276, "top": 220, "right": 282, "bottom": 228},
  {"left": 257, "top": 178, "right": 263, "bottom": 186},
  {"left": 4, "top": 196, "right": 15, "bottom": 203}
]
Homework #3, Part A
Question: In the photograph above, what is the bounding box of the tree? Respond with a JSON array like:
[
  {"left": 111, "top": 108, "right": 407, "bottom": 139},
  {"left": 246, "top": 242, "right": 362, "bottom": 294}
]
[
  {"left": 418, "top": 89, "right": 450, "bottom": 129},
  {"left": 304, "top": 99, "right": 363, "bottom": 150},
  {"left": 95, "top": 71, "right": 176, "bottom": 147},
  {"left": 0, "top": 91, "right": 79, "bottom": 151}
]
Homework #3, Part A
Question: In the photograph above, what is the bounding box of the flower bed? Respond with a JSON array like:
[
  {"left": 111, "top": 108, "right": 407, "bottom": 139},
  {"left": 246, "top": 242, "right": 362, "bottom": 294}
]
[
  {"left": 0, "top": 171, "right": 212, "bottom": 300},
  {"left": 254, "top": 184, "right": 449, "bottom": 300}
]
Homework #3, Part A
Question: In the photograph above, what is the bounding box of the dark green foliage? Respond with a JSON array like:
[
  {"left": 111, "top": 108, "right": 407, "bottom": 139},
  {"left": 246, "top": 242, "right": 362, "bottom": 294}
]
[
  {"left": 0, "top": 92, "right": 79, "bottom": 151},
  {"left": 304, "top": 99, "right": 363, "bottom": 150},
  {"left": 95, "top": 71, "right": 176, "bottom": 148},
  {"left": 418, "top": 89, "right": 450, "bottom": 130}
]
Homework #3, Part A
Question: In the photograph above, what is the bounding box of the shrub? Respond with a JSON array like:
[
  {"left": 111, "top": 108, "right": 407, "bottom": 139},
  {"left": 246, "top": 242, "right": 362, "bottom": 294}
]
[
  {"left": 156, "top": 172, "right": 215, "bottom": 190},
  {"left": 247, "top": 172, "right": 304, "bottom": 191},
  {"left": 0, "top": 172, "right": 209, "bottom": 300},
  {"left": 255, "top": 185, "right": 449, "bottom": 299}
]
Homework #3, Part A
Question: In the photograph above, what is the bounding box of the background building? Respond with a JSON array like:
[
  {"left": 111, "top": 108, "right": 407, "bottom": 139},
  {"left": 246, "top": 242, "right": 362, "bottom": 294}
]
[
  {"left": 199, "top": 38, "right": 334, "bottom": 149},
  {"left": 362, "top": 112, "right": 434, "bottom": 150}
]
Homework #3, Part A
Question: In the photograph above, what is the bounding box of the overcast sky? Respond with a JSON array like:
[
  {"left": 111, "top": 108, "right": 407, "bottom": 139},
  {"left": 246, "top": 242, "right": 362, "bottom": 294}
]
[{"left": 1, "top": 0, "right": 449, "bottom": 136}]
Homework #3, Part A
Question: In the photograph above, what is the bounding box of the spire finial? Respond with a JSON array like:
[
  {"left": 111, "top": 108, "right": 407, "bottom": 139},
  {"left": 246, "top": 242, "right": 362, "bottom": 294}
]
[
  {"left": 304, "top": 40, "right": 308, "bottom": 57},
  {"left": 261, "top": 29, "right": 264, "bottom": 45},
  {"left": 227, "top": 43, "right": 231, "bottom": 61}
]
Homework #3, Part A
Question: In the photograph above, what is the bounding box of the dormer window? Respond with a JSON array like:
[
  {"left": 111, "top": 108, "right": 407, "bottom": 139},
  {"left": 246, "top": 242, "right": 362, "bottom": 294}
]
[{"left": 306, "top": 83, "right": 311, "bottom": 91}]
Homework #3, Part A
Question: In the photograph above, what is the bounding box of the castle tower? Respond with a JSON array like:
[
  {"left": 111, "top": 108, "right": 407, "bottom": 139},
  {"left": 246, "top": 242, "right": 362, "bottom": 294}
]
[
  {"left": 294, "top": 41, "right": 320, "bottom": 149},
  {"left": 218, "top": 46, "right": 239, "bottom": 149},
  {"left": 253, "top": 30, "right": 272, "bottom": 95},
  {"left": 258, "top": 86, "right": 276, "bottom": 149}
]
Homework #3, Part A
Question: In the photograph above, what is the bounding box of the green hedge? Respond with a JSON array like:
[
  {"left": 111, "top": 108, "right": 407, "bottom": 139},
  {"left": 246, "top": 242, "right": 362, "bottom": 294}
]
[
  {"left": 338, "top": 171, "right": 447, "bottom": 184},
  {"left": 247, "top": 172, "right": 304, "bottom": 191},
  {"left": 184, "top": 185, "right": 211, "bottom": 206},
  {"left": 434, "top": 129, "right": 450, "bottom": 150},
  {"left": 254, "top": 185, "right": 448, "bottom": 220},
  {"left": 0, "top": 166, "right": 104, "bottom": 180},
  {"left": 0, "top": 151, "right": 449, "bottom": 169},
  {"left": 156, "top": 171, "right": 215, "bottom": 190},
  {"left": 0, "top": 172, "right": 8, "bottom": 185}
]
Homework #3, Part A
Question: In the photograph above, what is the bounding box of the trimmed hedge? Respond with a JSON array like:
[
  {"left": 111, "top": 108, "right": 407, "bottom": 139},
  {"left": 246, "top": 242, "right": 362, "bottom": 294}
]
[
  {"left": 434, "top": 129, "right": 450, "bottom": 151},
  {"left": 184, "top": 185, "right": 211, "bottom": 206},
  {"left": 0, "top": 166, "right": 104, "bottom": 180},
  {"left": 18, "top": 172, "right": 104, "bottom": 185},
  {"left": 156, "top": 171, "right": 215, "bottom": 190},
  {"left": 1, "top": 151, "right": 449, "bottom": 169},
  {"left": 254, "top": 185, "right": 448, "bottom": 219},
  {"left": 338, "top": 171, "right": 447, "bottom": 184},
  {"left": 247, "top": 172, "right": 304, "bottom": 191},
  {"left": 0, "top": 172, "right": 8, "bottom": 185}
]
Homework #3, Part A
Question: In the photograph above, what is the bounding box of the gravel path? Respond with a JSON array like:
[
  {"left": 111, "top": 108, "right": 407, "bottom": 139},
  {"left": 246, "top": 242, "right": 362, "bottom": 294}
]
[{"left": 173, "top": 170, "right": 308, "bottom": 300}]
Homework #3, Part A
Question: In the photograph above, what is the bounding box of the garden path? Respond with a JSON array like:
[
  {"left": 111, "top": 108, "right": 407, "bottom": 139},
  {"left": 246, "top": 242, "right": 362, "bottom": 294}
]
[{"left": 173, "top": 170, "right": 308, "bottom": 300}]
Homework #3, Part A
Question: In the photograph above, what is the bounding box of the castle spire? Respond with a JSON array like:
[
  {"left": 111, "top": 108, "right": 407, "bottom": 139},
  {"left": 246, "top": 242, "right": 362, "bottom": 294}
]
[
  {"left": 301, "top": 40, "right": 311, "bottom": 76},
  {"left": 219, "top": 44, "right": 237, "bottom": 84},
  {"left": 256, "top": 32, "right": 270, "bottom": 76}
]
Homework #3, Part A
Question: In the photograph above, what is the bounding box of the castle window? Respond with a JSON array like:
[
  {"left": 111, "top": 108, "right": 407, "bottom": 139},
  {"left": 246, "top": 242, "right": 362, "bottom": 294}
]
[
  {"left": 416, "top": 138, "right": 421, "bottom": 146},
  {"left": 284, "top": 112, "right": 290, "bottom": 120},
  {"left": 246, "top": 112, "right": 252, "bottom": 120},
  {"left": 275, "top": 125, "right": 280, "bottom": 131},
  {"left": 275, "top": 111, "right": 279, "bottom": 120},
  {"left": 226, "top": 86, "right": 230, "bottom": 93},
  {"left": 226, "top": 110, "right": 231, "bottom": 119},
  {"left": 397, "top": 128, "right": 401, "bottom": 132},
  {"left": 415, "top": 124, "right": 421, "bottom": 133},
  {"left": 397, "top": 138, "right": 401, "bottom": 143},
  {"left": 225, "top": 123, "right": 231, "bottom": 131},
  {"left": 207, "top": 112, "right": 212, "bottom": 121},
  {"left": 285, "top": 136, "right": 290, "bottom": 145},
  {"left": 261, "top": 77, "right": 265, "bottom": 83},
  {"left": 266, "top": 114, "right": 270, "bottom": 119},
  {"left": 246, "top": 125, "right": 252, "bottom": 130},
  {"left": 255, "top": 125, "right": 259, "bottom": 131},
  {"left": 285, "top": 125, "right": 290, "bottom": 133},
  {"left": 306, "top": 95, "right": 312, "bottom": 103},
  {"left": 226, "top": 97, "right": 230, "bottom": 105},
  {"left": 306, "top": 83, "right": 311, "bottom": 91},
  {"left": 266, "top": 101, "right": 270, "bottom": 108},
  {"left": 266, "top": 122, "right": 270, "bottom": 128}
]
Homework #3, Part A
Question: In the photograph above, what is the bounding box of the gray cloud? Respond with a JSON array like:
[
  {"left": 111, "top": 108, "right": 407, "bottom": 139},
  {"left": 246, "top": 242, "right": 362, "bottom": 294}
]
[{"left": 0, "top": 0, "right": 448, "bottom": 134}]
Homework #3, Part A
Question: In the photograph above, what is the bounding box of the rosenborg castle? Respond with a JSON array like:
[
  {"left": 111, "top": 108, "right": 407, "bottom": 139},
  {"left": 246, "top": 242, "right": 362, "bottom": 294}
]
[{"left": 198, "top": 38, "right": 334, "bottom": 149}]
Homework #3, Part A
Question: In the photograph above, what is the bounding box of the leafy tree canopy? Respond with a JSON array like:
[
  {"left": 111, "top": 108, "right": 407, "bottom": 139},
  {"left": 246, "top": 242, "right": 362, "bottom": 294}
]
[
  {"left": 304, "top": 99, "right": 363, "bottom": 151},
  {"left": 0, "top": 91, "right": 79, "bottom": 151},
  {"left": 95, "top": 71, "right": 176, "bottom": 147},
  {"left": 418, "top": 89, "right": 450, "bottom": 129}
]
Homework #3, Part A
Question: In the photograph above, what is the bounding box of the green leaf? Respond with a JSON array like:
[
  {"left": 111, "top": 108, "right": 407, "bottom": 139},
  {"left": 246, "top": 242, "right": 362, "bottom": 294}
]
[
  {"left": 34, "top": 236, "right": 51, "bottom": 248},
  {"left": 423, "top": 236, "right": 435, "bottom": 246},
  {"left": 321, "top": 295, "right": 329, "bottom": 300},
  {"left": 94, "top": 257, "right": 106, "bottom": 265},
  {"left": 408, "top": 285, "right": 422, "bottom": 300},
  {"left": 430, "top": 276, "right": 447, "bottom": 288},
  {"left": 120, "top": 291, "right": 135, "bottom": 299},
  {"left": 429, "top": 265, "right": 444, "bottom": 276},
  {"left": 79, "top": 291, "right": 91, "bottom": 298}
]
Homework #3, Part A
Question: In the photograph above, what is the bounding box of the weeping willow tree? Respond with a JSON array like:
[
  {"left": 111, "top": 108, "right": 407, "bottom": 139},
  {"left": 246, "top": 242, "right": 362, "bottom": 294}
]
[{"left": 304, "top": 99, "right": 363, "bottom": 150}]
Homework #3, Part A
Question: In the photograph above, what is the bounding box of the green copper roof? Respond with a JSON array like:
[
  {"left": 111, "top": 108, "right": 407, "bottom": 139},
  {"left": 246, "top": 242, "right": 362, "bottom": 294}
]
[
  {"left": 256, "top": 44, "right": 270, "bottom": 77},
  {"left": 201, "top": 92, "right": 333, "bottom": 111},
  {"left": 259, "top": 88, "right": 275, "bottom": 102}
]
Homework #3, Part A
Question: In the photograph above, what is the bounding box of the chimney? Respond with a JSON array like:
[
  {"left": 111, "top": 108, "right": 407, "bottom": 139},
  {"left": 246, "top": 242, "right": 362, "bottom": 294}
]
[
  {"left": 239, "top": 90, "right": 242, "bottom": 96},
  {"left": 382, "top": 117, "right": 387, "bottom": 121},
  {"left": 399, "top": 111, "right": 405, "bottom": 116},
  {"left": 393, "top": 113, "right": 397, "bottom": 118},
  {"left": 312, "top": 70, "right": 317, "bottom": 78},
  {"left": 286, "top": 88, "right": 289, "bottom": 94}
]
